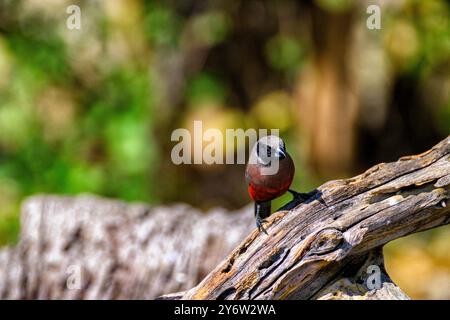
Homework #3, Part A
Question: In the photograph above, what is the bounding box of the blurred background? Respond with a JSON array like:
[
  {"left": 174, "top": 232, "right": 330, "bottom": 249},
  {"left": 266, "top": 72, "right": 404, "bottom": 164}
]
[{"left": 0, "top": 0, "right": 449, "bottom": 299}]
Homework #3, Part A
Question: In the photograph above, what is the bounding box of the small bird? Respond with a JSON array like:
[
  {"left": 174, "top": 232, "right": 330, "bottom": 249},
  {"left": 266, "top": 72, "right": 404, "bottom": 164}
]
[{"left": 245, "top": 135, "right": 295, "bottom": 234}]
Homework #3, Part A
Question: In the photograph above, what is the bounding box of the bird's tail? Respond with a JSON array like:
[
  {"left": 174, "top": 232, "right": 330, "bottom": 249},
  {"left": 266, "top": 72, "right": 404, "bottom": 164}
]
[{"left": 255, "top": 201, "right": 271, "bottom": 220}]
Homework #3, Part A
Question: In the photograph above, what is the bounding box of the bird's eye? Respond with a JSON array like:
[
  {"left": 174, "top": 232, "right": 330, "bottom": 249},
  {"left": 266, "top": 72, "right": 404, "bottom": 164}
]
[
  {"left": 257, "top": 143, "right": 271, "bottom": 158},
  {"left": 256, "top": 143, "right": 274, "bottom": 165},
  {"left": 266, "top": 145, "right": 271, "bottom": 158}
]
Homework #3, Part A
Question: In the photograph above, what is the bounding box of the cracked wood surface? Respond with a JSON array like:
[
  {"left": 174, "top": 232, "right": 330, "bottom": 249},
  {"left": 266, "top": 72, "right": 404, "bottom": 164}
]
[{"left": 173, "top": 136, "right": 450, "bottom": 300}]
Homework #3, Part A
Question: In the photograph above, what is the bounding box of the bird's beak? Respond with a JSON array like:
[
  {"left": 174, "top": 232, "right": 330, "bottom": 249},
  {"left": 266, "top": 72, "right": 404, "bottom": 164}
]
[{"left": 275, "top": 147, "right": 286, "bottom": 159}]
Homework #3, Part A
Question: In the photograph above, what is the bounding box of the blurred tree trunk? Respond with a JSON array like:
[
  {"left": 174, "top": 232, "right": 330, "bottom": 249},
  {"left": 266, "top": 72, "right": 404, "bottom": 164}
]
[{"left": 295, "top": 5, "right": 358, "bottom": 178}]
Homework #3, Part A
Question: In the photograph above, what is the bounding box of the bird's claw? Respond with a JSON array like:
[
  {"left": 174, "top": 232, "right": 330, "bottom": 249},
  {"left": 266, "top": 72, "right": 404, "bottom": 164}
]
[
  {"left": 256, "top": 217, "right": 268, "bottom": 235},
  {"left": 288, "top": 189, "right": 310, "bottom": 202},
  {"left": 288, "top": 189, "right": 328, "bottom": 208}
]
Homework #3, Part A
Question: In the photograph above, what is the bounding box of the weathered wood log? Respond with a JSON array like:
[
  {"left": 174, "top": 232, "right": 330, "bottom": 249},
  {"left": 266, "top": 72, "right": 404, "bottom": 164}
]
[
  {"left": 0, "top": 196, "right": 254, "bottom": 299},
  {"left": 164, "top": 136, "right": 450, "bottom": 300}
]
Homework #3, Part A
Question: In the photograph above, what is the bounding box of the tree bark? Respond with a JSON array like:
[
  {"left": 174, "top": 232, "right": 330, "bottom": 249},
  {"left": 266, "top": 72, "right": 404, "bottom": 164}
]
[{"left": 0, "top": 136, "right": 449, "bottom": 300}]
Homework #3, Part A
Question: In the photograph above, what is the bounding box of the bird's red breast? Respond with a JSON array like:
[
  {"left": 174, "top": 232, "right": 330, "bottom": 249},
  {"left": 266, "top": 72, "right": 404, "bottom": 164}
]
[
  {"left": 248, "top": 179, "right": 293, "bottom": 202},
  {"left": 246, "top": 156, "right": 295, "bottom": 202}
]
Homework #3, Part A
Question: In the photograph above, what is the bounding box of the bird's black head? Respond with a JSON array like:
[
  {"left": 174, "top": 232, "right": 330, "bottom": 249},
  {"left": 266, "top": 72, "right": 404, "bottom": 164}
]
[{"left": 256, "top": 135, "right": 287, "bottom": 165}]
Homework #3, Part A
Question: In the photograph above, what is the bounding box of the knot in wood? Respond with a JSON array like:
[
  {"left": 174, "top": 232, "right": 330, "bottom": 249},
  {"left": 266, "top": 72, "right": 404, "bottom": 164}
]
[{"left": 309, "top": 228, "right": 343, "bottom": 255}]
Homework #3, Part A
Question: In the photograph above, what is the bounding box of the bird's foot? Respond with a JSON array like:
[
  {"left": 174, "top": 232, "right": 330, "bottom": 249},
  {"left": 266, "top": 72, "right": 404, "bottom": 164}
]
[
  {"left": 288, "top": 189, "right": 311, "bottom": 202},
  {"left": 256, "top": 216, "right": 268, "bottom": 235},
  {"left": 287, "top": 189, "right": 328, "bottom": 208}
]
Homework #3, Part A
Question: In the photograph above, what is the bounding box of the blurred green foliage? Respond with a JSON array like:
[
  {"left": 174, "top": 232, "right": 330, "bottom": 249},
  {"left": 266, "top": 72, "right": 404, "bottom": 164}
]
[
  {"left": 0, "top": 1, "right": 160, "bottom": 243},
  {"left": 265, "top": 35, "right": 304, "bottom": 74},
  {"left": 188, "top": 73, "right": 227, "bottom": 105}
]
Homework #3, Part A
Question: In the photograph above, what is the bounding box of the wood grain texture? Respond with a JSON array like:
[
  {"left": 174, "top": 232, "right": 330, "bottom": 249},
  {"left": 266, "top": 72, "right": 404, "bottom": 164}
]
[{"left": 173, "top": 136, "right": 450, "bottom": 300}]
